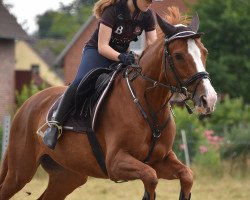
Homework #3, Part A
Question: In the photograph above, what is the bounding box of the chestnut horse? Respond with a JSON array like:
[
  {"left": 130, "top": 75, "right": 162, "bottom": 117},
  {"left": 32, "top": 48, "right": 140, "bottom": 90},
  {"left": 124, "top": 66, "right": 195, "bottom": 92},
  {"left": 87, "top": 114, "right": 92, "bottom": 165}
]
[{"left": 0, "top": 8, "right": 217, "bottom": 200}]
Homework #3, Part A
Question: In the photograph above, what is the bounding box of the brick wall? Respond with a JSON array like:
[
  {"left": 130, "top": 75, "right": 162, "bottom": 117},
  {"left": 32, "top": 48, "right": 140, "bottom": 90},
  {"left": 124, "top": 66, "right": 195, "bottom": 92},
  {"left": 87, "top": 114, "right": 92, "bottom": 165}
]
[
  {"left": 63, "top": 18, "right": 98, "bottom": 85},
  {"left": 0, "top": 39, "right": 15, "bottom": 125}
]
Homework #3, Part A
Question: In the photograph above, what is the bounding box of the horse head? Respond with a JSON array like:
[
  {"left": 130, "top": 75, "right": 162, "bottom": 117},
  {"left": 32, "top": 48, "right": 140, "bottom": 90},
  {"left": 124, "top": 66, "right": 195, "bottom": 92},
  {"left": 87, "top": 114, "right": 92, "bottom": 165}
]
[{"left": 147, "top": 9, "right": 218, "bottom": 115}]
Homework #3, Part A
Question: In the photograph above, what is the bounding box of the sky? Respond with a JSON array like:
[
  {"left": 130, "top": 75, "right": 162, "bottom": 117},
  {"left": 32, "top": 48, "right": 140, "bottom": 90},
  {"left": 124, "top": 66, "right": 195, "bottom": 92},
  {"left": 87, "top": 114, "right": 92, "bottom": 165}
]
[{"left": 3, "top": 0, "right": 75, "bottom": 34}]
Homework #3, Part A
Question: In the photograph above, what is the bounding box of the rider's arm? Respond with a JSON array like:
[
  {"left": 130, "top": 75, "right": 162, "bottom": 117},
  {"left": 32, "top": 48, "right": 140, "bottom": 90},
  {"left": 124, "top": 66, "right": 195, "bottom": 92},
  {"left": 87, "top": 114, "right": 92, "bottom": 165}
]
[
  {"left": 98, "top": 23, "right": 120, "bottom": 61},
  {"left": 143, "top": 9, "right": 157, "bottom": 47}
]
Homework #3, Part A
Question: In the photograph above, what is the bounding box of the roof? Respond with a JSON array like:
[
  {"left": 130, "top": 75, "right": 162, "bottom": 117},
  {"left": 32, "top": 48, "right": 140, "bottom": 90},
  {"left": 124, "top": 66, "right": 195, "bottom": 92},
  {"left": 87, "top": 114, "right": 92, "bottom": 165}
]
[
  {"left": 27, "top": 39, "right": 58, "bottom": 67},
  {"left": 0, "top": 3, "right": 28, "bottom": 40}
]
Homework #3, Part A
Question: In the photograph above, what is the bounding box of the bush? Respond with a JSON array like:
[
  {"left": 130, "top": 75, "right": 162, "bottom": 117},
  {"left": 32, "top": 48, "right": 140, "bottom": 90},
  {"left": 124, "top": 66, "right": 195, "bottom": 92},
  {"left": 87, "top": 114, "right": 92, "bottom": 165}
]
[
  {"left": 193, "top": 148, "right": 223, "bottom": 176},
  {"left": 192, "top": 129, "right": 223, "bottom": 176},
  {"left": 203, "top": 96, "right": 250, "bottom": 133},
  {"left": 15, "top": 82, "right": 47, "bottom": 110},
  {"left": 172, "top": 106, "right": 205, "bottom": 163},
  {"left": 221, "top": 122, "right": 250, "bottom": 176},
  {"left": 201, "top": 96, "right": 250, "bottom": 174}
]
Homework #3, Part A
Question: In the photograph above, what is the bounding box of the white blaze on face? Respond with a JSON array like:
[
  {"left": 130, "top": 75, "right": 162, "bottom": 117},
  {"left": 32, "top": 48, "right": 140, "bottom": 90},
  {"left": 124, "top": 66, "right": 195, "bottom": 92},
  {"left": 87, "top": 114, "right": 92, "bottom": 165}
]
[
  {"left": 187, "top": 39, "right": 204, "bottom": 72},
  {"left": 187, "top": 39, "right": 217, "bottom": 113}
]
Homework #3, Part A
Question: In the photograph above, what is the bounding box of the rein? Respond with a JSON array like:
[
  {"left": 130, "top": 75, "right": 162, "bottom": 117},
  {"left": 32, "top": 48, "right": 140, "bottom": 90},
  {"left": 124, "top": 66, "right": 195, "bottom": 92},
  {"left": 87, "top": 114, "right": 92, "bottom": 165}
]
[
  {"left": 124, "top": 36, "right": 210, "bottom": 163},
  {"left": 125, "top": 68, "right": 172, "bottom": 163}
]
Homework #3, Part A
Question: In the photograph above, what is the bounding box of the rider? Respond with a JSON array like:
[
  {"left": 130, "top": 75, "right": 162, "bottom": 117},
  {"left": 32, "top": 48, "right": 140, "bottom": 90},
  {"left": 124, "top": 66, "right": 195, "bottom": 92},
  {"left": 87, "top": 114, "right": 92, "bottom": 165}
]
[{"left": 43, "top": 0, "right": 157, "bottom": 149}]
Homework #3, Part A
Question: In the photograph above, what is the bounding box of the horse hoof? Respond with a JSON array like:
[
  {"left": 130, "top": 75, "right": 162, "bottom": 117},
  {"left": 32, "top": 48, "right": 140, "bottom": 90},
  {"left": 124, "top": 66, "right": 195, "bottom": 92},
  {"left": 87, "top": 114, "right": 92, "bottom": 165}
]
[
  {"left": 142, "top": 190, "right": 156, "bottom": 200},
  {"left": 179, "top": 190, "right": 191, "bottom": 200}
]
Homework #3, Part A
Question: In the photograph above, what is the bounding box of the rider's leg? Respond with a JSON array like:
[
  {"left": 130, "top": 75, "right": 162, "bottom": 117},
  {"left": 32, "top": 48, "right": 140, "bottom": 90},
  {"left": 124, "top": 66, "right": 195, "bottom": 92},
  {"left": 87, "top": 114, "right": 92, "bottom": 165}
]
[
  {"left": 43, "top": 46, "right": 113, "bottom": 149},
  {"left": 43, "top": 83, "right": 78, "bottom": 149}
]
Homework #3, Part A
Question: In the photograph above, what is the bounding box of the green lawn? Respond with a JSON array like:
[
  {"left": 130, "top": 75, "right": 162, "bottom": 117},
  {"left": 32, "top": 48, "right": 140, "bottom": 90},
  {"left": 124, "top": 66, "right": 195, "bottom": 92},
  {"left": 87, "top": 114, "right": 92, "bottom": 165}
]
[{"left": 11, "top": 168, "right": 249, "bottom": 200}]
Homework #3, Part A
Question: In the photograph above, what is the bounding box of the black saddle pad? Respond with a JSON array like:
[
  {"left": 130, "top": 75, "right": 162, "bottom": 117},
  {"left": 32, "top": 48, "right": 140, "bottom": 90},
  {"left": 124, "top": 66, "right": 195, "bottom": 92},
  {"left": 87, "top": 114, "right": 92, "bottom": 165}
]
[
  {"left": 47, "top": 96, "right": 92, "bottom": 133},
  {"left": 47, "top": 63, "right": 123, "bottom": 133}
]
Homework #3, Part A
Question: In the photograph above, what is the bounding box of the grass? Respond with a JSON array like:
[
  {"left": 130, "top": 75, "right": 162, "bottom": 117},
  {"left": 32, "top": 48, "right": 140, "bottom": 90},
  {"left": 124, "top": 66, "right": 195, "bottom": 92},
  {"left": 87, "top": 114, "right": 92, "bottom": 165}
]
[{"left": 10, "top": 167, "right": 249, "bottom": 200}]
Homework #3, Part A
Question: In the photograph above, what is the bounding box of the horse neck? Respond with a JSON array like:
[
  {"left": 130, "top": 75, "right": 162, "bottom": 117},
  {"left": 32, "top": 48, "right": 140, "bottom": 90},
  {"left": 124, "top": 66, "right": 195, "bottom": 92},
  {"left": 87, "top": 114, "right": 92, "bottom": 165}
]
[
  {"left": 140, "top": 39, "right": 164, "bottom": 80},
  {"left": 134, "top": 39, "right": 172, "bottom": 110}
]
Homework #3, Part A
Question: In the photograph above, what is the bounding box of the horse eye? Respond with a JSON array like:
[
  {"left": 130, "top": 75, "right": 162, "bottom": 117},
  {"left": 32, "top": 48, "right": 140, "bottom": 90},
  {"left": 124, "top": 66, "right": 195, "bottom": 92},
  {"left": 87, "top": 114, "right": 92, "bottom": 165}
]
[{"left": 174, "top": 53, "right": 183, "bottom": 61}]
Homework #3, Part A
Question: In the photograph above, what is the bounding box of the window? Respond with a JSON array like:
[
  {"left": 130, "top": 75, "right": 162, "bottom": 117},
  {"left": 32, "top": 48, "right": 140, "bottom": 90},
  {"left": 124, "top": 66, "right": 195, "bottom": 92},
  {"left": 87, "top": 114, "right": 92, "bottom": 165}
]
[{"left": 31, "top": 64, "right": 40, "bottom": 75}]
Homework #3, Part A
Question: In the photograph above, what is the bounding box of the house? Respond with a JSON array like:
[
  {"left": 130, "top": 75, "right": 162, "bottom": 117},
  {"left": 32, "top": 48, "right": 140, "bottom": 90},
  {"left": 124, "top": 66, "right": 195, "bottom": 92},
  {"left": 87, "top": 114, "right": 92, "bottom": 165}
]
[
  {"left": 15, "top": 40, "right": 64, "bottom": 90},
  {"left": 0, "top": 1, "right": 64, "bottom": 124},
  {"left": 0, "top": 1, "right": 28, "bottom": 124},
  {"left": 55, "top": 0, "right": 196, "bottom": 85}
]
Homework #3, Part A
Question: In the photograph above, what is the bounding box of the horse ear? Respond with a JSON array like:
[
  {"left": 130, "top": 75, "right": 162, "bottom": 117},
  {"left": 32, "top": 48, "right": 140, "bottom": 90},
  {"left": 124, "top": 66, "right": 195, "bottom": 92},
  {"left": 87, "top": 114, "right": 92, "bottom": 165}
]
[
  {"left": 156, "top": 13, "right": 176, "bottom": 38},
  {"left": 188, "top": 12, "right": 200, "bottom": 33}
]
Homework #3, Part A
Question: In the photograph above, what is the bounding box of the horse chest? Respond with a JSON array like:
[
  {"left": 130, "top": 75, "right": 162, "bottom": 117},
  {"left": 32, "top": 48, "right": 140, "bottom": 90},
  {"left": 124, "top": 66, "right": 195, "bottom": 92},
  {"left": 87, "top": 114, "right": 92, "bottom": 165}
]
[
  {"left": 152, "top": 143, "right": 172, "bottom": 161},
  {"left": 144, "top": 131, "right": 175, "bottom": 162},
  {"left": 127, "top": 138, "right": 172, "bottom": 162}
]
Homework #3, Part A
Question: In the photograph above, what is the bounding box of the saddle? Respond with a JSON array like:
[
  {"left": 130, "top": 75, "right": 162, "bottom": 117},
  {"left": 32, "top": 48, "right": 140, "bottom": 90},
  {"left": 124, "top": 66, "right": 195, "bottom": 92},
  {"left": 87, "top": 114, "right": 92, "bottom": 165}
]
[{"left": 47, "top": 63, "right": 123, "bottom": 133}]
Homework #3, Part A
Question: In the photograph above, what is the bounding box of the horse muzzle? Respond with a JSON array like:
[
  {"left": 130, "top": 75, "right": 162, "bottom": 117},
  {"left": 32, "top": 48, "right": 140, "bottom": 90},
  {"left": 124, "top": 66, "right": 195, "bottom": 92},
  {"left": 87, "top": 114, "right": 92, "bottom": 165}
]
[{"left": 193, "top": 79, "right": 217, "bottom": 115}]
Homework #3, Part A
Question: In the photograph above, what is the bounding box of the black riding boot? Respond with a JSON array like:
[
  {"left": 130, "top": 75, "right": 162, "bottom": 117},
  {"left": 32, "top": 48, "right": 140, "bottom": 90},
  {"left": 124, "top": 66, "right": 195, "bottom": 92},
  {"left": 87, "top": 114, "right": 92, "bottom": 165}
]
[{"left": 43, "top": 84, "right": 77, "bottom": 149}]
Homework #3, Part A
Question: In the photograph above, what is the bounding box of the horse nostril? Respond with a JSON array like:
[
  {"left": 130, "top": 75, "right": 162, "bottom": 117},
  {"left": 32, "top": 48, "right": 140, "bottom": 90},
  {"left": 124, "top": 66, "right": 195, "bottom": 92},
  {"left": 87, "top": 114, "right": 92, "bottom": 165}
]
[{"left": 200, "top": 95, "right": 208, "bottom": 108}]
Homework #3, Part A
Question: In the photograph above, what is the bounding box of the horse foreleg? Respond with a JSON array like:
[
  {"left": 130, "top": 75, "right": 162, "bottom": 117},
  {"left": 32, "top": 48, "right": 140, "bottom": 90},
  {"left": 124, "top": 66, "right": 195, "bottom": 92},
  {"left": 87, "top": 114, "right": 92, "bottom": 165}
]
[
  {"left": 152, "top": 151, "right": 193, "bottom": 200},
  {"left": 107, "top": 150, "right": 158, "bottom": 200}
]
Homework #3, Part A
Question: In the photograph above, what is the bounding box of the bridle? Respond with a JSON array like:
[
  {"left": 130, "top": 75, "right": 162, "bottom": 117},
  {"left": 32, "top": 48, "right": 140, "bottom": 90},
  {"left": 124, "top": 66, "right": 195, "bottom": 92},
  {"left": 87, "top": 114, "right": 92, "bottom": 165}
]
[
  {"left": 163, "top": 37, "right": 210, "bottom": 101},
  {"left": 124, "top": 36, "right": 210, "bottom": 163}
]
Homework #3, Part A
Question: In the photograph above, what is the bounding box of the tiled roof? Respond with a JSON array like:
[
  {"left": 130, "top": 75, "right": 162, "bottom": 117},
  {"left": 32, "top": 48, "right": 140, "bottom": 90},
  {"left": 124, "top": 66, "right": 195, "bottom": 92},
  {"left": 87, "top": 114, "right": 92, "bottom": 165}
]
[
  {"left": 0, "top": 3, "right": 28, "bottom": 40},
  {"left": 27, "top": 39, "right": 58, "bottom": 67}
]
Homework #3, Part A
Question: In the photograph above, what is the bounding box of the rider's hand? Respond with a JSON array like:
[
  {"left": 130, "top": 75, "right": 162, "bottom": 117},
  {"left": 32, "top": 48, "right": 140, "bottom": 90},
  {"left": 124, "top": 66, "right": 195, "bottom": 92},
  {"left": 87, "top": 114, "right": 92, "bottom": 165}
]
[{"left": 118, "top": 52, "right": 135, "bottom": 65}]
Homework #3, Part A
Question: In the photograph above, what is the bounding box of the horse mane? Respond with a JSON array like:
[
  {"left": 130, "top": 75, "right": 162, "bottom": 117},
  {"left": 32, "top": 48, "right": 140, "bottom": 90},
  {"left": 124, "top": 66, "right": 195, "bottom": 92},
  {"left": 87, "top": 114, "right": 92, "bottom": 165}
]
[{"left": 156, "top": 6, "right": 191, "bottom": 38}]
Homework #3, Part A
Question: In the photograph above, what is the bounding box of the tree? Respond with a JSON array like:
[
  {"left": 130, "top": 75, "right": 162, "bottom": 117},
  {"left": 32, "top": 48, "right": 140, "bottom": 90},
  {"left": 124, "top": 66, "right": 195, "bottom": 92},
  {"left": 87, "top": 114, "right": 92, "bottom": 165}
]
[
  {"left": 36, "top": 0, "right": 94, "bottom": 40},
  {"left": 37, "top": 11, "right": 59, "bottom": 38},
  {"left": 192, "top": 0, "right": 250, "bottom": 102}
]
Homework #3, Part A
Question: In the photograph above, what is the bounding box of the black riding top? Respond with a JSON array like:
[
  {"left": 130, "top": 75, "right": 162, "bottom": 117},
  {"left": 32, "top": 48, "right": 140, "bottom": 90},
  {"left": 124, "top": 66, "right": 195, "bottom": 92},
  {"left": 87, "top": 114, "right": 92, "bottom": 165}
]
[{"left": 86, "top": 0, "right": 156, "bottom": 53}]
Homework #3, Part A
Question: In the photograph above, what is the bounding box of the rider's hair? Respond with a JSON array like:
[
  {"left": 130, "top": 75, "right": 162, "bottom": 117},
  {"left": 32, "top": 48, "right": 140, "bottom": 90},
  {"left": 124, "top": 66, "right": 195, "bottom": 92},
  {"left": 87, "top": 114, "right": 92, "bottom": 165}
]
[{"left": 93, "top": 0, "right": 119, "bottom": 19}]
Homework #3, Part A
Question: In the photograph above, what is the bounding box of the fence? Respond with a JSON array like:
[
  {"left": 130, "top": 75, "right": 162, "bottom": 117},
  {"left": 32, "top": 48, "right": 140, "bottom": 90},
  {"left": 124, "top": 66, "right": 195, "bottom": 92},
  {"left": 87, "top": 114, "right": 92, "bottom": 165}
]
[{"left": 1, "top": 115, "right": 10, "bottom": 159}]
